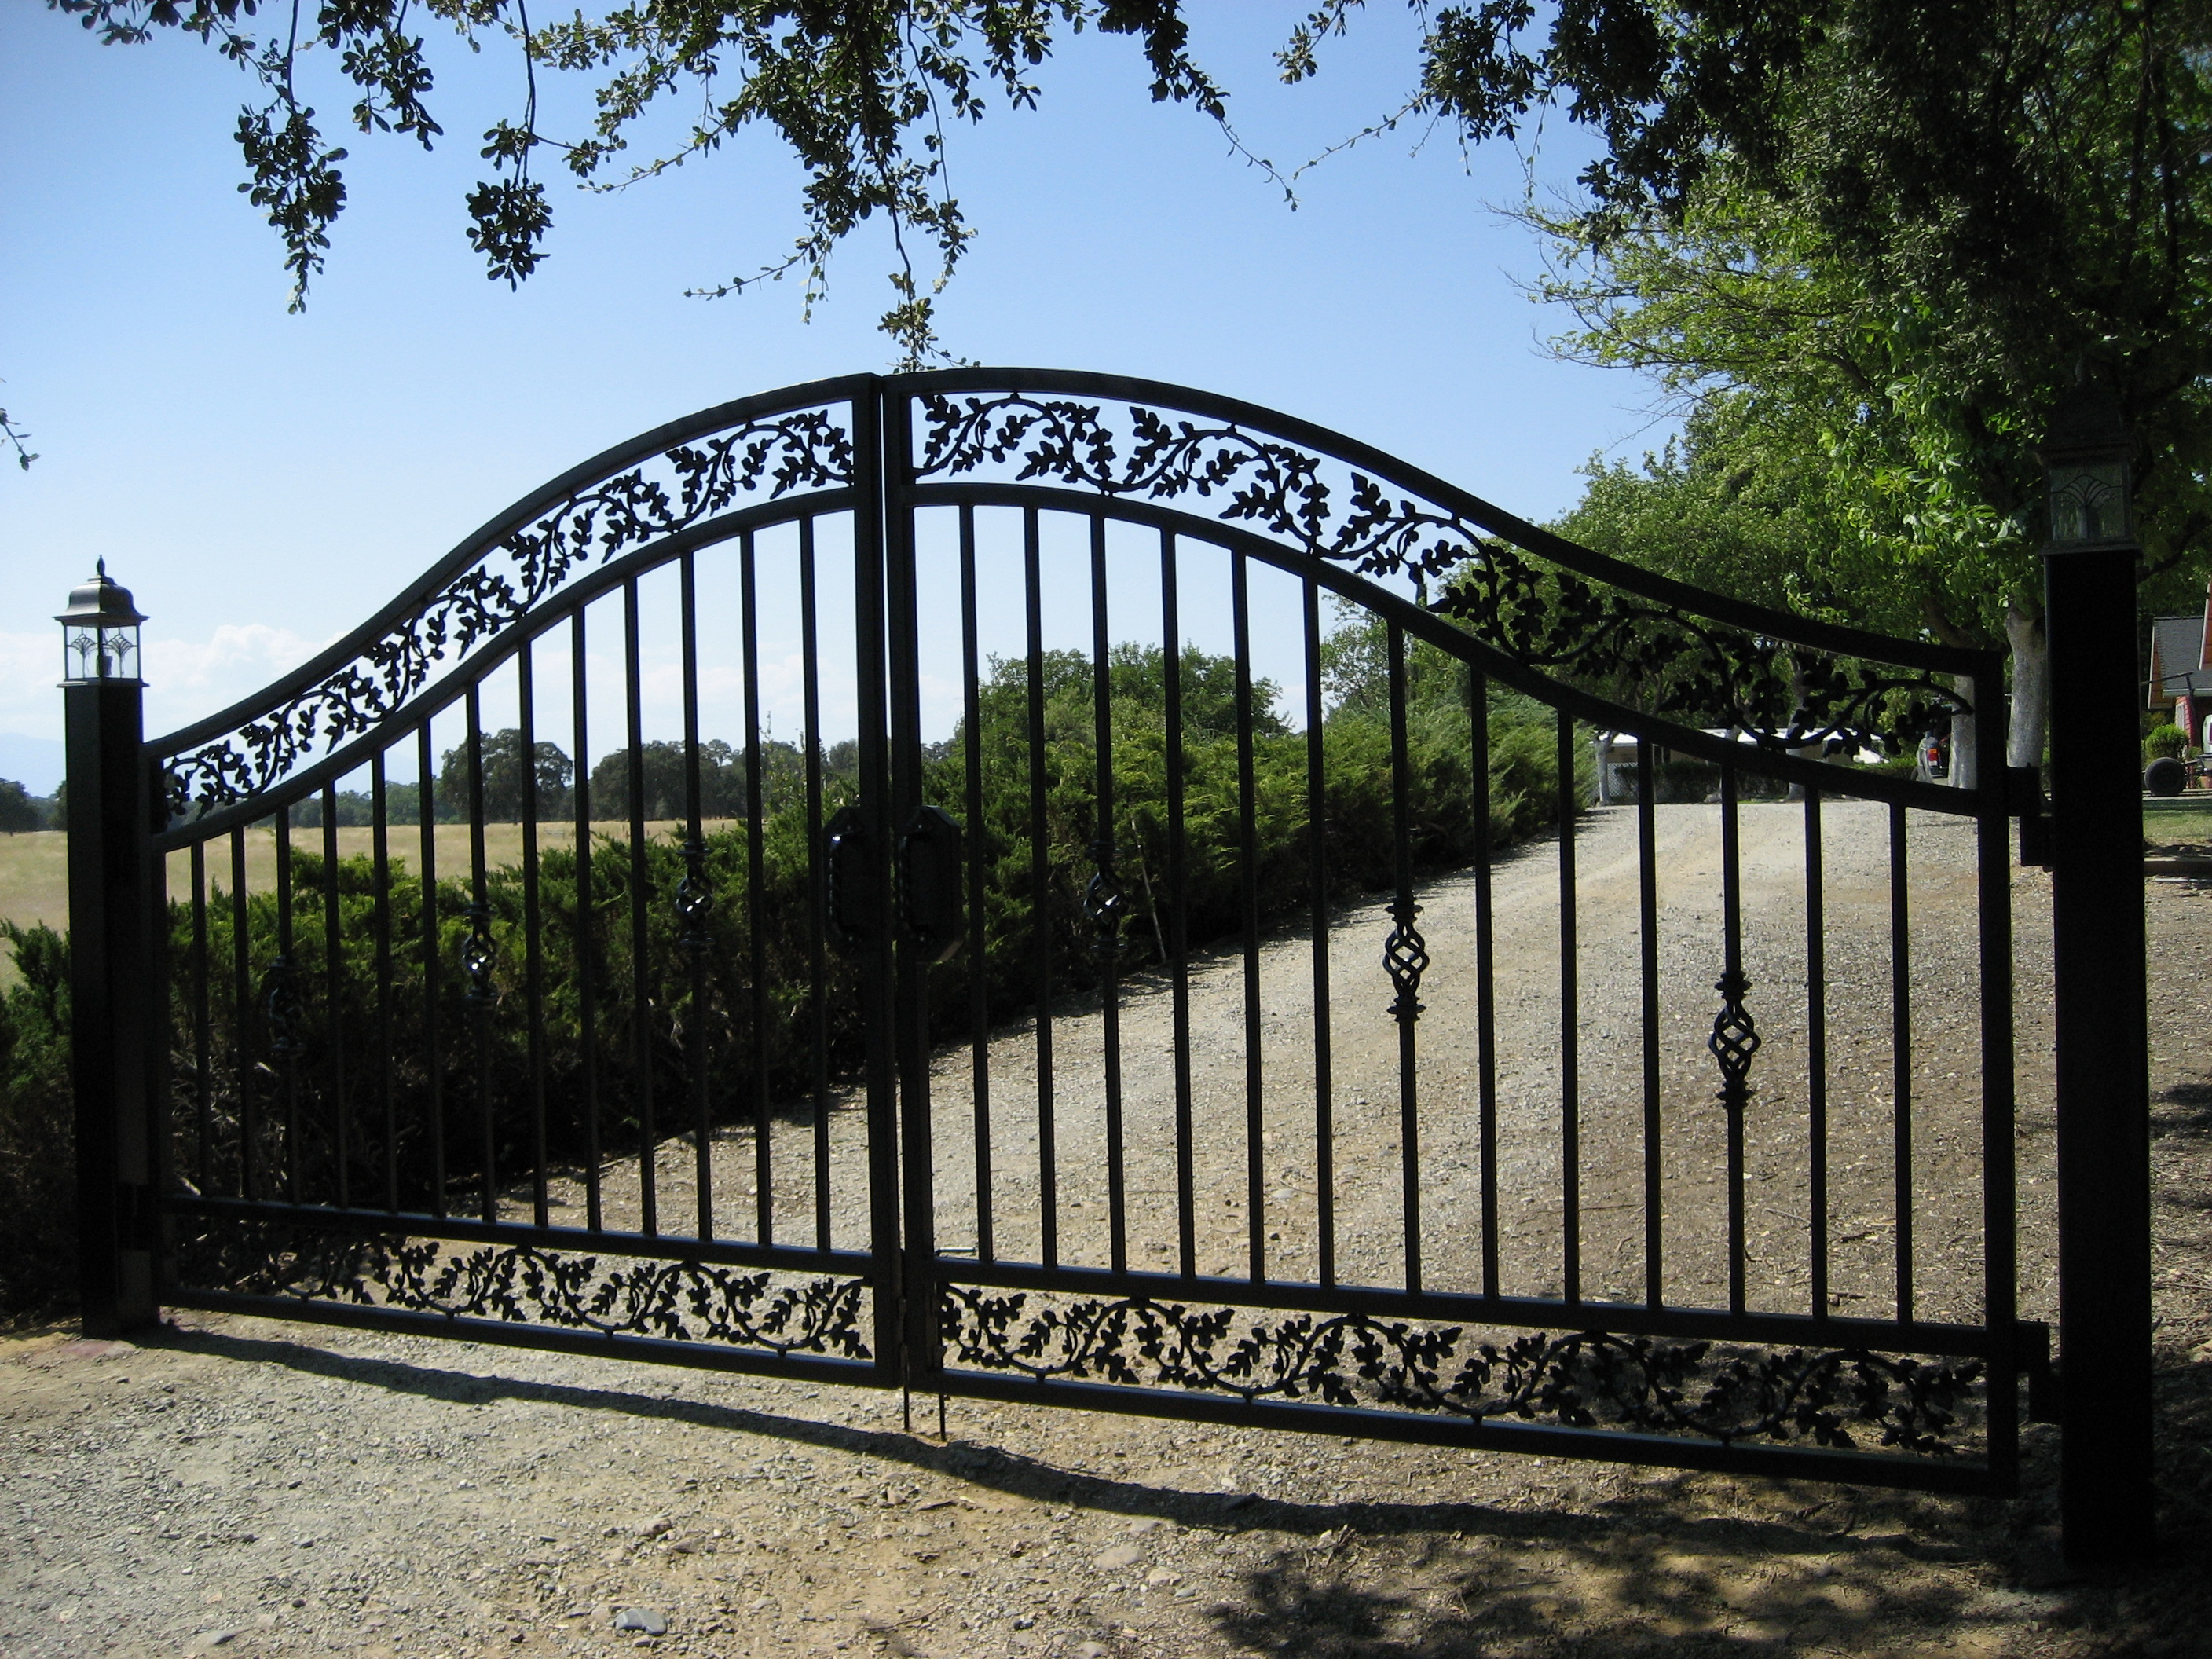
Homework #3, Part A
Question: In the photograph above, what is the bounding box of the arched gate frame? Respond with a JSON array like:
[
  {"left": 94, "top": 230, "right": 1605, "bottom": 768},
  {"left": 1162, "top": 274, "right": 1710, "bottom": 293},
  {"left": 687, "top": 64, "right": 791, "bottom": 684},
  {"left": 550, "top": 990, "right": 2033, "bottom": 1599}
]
[{"left": 77, "top": 370, "right": 2039, "bottom": 1501}]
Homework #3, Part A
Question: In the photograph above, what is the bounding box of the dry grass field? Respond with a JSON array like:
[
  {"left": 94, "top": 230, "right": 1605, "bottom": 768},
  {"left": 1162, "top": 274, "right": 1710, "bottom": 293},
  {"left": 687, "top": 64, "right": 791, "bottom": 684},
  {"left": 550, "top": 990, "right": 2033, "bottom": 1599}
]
[
  {"left": 0, "top": 821, "right": 716, "bottom": 965},
  {"left": 0, "top": 830, "right": 67, "bottom": 941}
]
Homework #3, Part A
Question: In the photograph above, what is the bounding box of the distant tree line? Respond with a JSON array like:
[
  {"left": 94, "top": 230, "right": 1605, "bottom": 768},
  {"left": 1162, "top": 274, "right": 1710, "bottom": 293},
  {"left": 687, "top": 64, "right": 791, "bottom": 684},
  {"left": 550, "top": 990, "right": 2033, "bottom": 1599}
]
[
  {"left": 284, "top": 735, "right": 864, "bottom": 828},
  {"left": 0, "top": 780, "right": 62, "bottom": 834}
]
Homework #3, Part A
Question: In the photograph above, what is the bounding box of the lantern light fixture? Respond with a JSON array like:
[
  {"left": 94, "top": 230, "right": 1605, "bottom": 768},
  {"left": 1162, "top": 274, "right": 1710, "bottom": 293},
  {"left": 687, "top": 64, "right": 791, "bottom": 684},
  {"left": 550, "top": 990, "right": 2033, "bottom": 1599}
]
[
  {"left": 2036, "top": 377, "right": 2137, "bottom": 551},
  {"left": 56, "top": 559, "right": 147, "bottom": 684}
]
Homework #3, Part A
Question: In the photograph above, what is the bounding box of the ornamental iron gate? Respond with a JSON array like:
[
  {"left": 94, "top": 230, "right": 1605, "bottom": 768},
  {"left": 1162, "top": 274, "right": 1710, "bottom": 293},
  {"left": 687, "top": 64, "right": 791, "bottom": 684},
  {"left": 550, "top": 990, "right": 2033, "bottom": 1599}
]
[{"left": 73, "top": 370, "right": 2046, "bottom": 1503}]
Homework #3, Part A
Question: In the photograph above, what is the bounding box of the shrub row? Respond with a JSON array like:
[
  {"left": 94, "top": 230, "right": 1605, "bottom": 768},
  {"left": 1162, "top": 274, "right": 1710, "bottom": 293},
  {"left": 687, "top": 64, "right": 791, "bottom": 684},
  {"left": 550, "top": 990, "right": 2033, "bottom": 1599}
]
[{"left": 0, "top": 636, "right": 1584, "bottom": 1324}]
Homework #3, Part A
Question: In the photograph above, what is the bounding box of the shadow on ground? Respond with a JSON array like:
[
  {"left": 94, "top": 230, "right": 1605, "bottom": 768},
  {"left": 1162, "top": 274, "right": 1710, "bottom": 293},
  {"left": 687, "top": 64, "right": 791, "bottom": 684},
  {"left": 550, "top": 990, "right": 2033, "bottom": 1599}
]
[{"left": 158, "top": 1324, "right": 2212, "bottom": 1657}]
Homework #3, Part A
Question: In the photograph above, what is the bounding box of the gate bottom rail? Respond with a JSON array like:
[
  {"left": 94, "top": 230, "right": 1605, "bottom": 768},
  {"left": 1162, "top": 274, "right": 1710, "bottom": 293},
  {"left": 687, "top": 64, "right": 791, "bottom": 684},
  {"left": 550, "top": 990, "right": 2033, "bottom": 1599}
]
[
  {"left": 166, "top": 1203, "right": 876, "bottom": 1368},
  {"left": 938, "top": 1284, "right": 1989, "bottom": 1467}
]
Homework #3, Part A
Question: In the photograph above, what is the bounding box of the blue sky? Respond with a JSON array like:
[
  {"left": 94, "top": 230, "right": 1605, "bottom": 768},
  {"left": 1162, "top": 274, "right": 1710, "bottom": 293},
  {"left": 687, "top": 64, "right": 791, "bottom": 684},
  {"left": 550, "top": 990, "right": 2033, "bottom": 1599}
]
[{"left": 0, "top": 5, "right": 1667, "bottom": 792}]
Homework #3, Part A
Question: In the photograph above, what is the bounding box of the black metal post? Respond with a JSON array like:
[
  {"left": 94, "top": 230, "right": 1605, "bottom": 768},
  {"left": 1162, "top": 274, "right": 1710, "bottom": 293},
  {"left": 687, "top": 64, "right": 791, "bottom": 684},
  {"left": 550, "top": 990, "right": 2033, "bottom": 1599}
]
[
  {"left": 66, "top": 674, "right": 159, "bottom": 1337},
  {"left": 2040, "top": 388, "right": 2155, "bottom": 1563}
]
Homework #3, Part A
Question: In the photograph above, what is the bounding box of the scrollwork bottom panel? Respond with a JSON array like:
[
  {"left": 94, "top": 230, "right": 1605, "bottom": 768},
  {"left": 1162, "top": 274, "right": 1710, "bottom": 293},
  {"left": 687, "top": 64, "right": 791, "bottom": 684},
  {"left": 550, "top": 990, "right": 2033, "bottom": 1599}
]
[
  {"left": 174, "top": 1221, "right": 871, "bottom": 1360},
  {"left": 939, "top": 1286, "right": 1981, "bottom": 1459}
]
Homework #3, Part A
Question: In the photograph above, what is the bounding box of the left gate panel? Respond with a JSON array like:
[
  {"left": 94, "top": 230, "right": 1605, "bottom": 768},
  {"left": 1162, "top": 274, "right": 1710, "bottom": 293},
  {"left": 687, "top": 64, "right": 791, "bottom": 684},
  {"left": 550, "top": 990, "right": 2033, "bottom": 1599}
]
[{"left": 145, "top": 393, "right": 902, "bottom": 1378}]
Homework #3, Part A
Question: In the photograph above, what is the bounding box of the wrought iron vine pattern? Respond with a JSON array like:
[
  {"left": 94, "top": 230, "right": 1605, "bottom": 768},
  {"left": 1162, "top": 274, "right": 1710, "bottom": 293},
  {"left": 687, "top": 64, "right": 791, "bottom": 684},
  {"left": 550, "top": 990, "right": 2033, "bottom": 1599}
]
[
  {"left": 939, "top": 1287, "right": 1979, "bottom": 1456},
  {"left": 163, "top": 409, "right": 855, "bottom": 818},
  {"left": 913, "top": 390, "right": 1962, "bottom": 750},
  {"left": 175, "top": 1222, "right": 872, "bottom": 1358}
]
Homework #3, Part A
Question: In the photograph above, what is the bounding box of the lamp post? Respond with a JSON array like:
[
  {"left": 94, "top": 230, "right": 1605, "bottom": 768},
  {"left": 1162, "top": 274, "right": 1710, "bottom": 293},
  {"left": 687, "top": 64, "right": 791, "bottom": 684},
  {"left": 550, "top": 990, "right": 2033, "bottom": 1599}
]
[
  {"left": 2036, "top": 378, "right": 2154, "bottom": 1562},
  {"left": 59, "top": 562, "right": 159, "bottom": 1338}
]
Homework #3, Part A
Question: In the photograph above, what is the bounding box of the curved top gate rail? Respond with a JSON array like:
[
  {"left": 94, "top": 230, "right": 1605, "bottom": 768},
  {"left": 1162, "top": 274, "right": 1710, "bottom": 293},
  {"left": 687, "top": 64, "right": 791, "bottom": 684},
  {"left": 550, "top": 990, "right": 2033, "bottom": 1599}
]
[
  {"left": 892, "top": 370, "right": 1993, "bottom": 804},
  {"left": 149, "top": 367, "right": 1998, "bottom": 840},
  {"left": 151, "top": 373, "right": 872, "bottom": 836}
]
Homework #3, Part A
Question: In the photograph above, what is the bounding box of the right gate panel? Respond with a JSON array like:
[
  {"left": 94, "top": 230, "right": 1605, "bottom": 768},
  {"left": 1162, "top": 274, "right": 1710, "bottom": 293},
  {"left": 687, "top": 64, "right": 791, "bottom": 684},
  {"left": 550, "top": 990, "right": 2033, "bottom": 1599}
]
[{"left": 884, "top": 370, "right": 2022, "bottom": 1493}]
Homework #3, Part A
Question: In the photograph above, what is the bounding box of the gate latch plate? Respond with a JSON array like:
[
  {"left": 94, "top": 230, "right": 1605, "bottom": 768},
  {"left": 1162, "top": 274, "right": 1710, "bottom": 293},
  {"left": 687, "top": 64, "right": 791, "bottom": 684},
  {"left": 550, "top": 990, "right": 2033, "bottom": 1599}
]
[
  {"left": 823, "top": 805, "right": 875, "bottom": 958},
  {"left": 899, "top": 806, "right": 966, "bottom": 964}
]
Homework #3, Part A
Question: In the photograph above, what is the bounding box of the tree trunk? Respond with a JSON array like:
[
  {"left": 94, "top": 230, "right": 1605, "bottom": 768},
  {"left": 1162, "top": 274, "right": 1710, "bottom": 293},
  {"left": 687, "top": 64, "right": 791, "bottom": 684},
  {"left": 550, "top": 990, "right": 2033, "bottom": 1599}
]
[
  {"left": 1950, "top": 673, "right": 1979, "bottom": 789},
  {"left": 2007, "top": 599, "right": 2051, "bottom": 771}
]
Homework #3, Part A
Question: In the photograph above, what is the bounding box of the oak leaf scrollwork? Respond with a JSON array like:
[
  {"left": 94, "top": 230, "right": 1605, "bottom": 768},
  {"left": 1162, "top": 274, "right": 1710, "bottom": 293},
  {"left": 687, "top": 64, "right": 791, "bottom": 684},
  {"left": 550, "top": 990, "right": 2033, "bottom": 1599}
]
[
  {"left": 175, "top": 1221, "right": 870, "bottom": 1359},
  {"left": 939, "top": 1286, "right": 1979, "bottom": 1456},
  {"left": 914, "top": 390, "right": 1961, "bottom": 753},
  {"left": 163, "top": 409, "right": 854, "bottom": 819}
]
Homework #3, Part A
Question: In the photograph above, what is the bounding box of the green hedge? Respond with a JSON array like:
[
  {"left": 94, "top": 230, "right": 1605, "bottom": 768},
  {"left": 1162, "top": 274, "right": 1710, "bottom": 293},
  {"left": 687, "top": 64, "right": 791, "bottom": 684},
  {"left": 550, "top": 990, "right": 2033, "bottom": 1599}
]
[
  {"left": 0, "top": 923, "right": 74, "bottom": 1322},
  {"left": 0, "top": 633, "right": 1584, "bottom": 1324}
]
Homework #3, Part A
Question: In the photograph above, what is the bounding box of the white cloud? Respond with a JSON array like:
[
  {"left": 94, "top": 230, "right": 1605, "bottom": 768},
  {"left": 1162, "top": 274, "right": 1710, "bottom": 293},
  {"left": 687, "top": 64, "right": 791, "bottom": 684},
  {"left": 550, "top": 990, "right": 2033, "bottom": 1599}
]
[{"left": 144, "top": 622, "right": 323, "bottom": 698}]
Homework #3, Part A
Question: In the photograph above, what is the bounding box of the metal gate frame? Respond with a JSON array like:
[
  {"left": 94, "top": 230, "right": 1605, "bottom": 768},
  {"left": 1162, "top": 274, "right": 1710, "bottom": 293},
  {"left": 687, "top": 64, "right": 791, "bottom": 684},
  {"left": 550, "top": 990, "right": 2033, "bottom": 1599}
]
[{"left": 62, "top": 370, "right": 2149, "bottom": 1557}]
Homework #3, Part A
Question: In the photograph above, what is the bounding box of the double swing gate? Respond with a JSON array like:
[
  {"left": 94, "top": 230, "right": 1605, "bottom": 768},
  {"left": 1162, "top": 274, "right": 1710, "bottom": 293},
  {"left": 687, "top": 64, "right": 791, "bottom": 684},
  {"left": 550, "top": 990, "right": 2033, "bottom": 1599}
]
[{"left": 78, "top": 370, "right": 2038, "bottom": 1496}]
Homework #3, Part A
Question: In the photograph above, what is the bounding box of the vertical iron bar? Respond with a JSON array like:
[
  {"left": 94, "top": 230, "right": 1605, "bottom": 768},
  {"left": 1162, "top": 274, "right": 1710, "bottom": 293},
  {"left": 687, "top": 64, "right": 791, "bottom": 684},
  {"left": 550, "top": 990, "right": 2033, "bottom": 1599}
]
[
  {"left": 743, "top": 533, "right": 773, "bottom": 1245},
  {"left": 1024, "top": 507, "right": 1057, "bottom": 1269},
  {"left": 189, "top": 842, "right": 210, "bottom": 1194},
  {"left": 1557, "top": 709, "right": 1580, "bottom": 1304},
  {"left": 680, "top": 549, "right": 713, "bottom": 1240},
  {"left": 851, "top": 383, "right": 905, "bottom": 1390},
  {"left": 372, "top": 753, "right": 396, "bottom": 1213},
  {"left": 625, "top": 576, "right": 656, "bottom": 1236},
  {"left": 1092, "top": 515, "right": 1127, "bottom": 1273},
  {"left": 1639, "top": 738, "right": 1661, "bottom": 1306},
  {"left": 1386, "top": 624, "right": 1421, "bottom": 1294},
  {"left": 466, "top": 683, "right": 495, "bottom": 1225},
  {"left": 1304, "top": 577, "right": 1335, "bottom": 1287},
  {"left": 1163, "top": 533, "right": 1194, "bottom": 1279},
  {"left": 418, "top": 724, "right": 444, "bottom": 1216},
  {"left": 572, "top": 609, "right": 602, "bottom": 1232},
  {"left": 232, "top": 827, "right": 254, "bottom": 1203},
  {"left": 1720, "top": 759, "right": 1746, "bottom": 1317},
  {"left": 800, "top": 518, "right": 832, "bottom": 1251},
  {"left": 276, "top": 811, "right": 299, "bottom": 1204},
  {"left": 1234, "top": 551, "right": 1264, "bottom": 1280},
  {"left": 959, "top": 506, "right": 992, "bottom": 1263},
  {"left": 1472, "top": 673, "right": 1498, "bottom": 1298},
  {"left": 322, "top": 786, "right": 346, "bottom": 1208},
  {"left": 883, "top": 385, "right": 942, "bottom": 1402},
  {"left": 1805, "top": 787, "right": 1829, "bottom": 1320},
  {"left": 1628, "top": 734, "right": 1663, "bottom": 1309},
  {"left": 1889, "top": 800, "right": 1914, "bottom": 1324},
  {"left": 520, "top": 642, "right": 548, "bottom": 1228},
  {"left": 1972, "top": 661, "right": 2020, "bottom": 1502}
]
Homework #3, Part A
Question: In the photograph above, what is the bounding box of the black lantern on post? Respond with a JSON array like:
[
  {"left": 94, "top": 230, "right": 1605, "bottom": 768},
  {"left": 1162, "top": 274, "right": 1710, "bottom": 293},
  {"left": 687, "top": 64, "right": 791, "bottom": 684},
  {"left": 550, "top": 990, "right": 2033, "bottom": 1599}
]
[
  {"left": 2038, "top": 380, "right": 2136, "bottom": 548},
  {"left": 58, "top": 561, "right": 158, "bottom": 1340},
  {"left": 2034, "top": 373, "right": 2154, "bottom": 1565},
  {"left": 55, "top": 559, "right": 147, "bottom": 684}
]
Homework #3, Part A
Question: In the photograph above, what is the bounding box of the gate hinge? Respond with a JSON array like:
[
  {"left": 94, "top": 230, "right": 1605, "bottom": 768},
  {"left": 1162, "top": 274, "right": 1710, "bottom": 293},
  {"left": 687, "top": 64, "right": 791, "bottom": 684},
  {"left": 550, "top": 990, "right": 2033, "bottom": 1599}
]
[
  {"left": 2007, "top": 766, "right": 2053, "bottom": 869},
  {"left": 114, "top": 1181, "right": 159, "bottom": 1252},
  {"left": 2016, "top": 1319, "right": 2060, "bottom": 1422}
]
